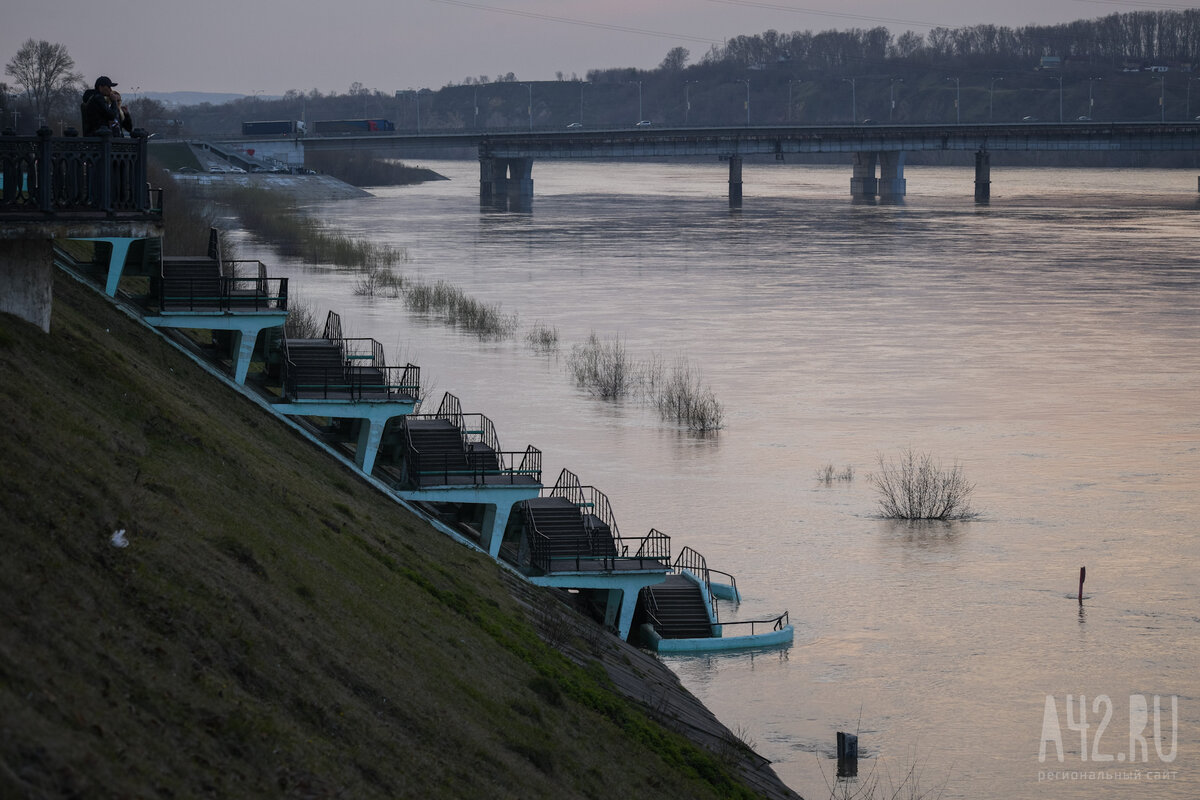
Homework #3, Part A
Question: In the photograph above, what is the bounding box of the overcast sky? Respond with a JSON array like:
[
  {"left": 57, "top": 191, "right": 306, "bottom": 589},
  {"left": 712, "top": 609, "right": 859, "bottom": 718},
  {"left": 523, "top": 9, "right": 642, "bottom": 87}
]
[{"left": 2, "top": 0, "right": 1185, "bottom": 97}]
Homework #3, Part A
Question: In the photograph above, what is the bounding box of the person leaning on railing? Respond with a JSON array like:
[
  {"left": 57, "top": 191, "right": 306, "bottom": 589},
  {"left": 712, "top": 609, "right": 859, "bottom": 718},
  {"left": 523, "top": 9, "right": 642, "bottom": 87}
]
[{"left": 81, "top": 75, "right": 133, "bottom": 137}]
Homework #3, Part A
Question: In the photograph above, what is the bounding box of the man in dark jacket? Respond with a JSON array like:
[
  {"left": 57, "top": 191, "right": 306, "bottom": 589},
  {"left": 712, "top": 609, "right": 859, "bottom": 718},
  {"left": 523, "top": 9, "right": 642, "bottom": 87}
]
[{"left": 81, "top": 76, "right": 132, "bottom": 136}]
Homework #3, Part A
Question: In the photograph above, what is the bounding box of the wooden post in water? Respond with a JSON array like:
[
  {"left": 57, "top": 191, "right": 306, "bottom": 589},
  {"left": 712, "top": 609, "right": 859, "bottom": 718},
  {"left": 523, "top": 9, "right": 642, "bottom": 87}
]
[
  {"left": 836, "top": 731, "right": 858, "bottom": 777},
  {"left": 1078, "top": 566, "right": 1086, "bottom": 603}
]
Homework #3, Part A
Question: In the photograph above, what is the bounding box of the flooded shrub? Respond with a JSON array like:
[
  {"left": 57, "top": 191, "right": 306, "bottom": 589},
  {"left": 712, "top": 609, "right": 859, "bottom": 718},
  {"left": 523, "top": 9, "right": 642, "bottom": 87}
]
[
  {"left": 816, "top": 464, "right": 855, "bottom": 484},
  {"left": 402, "top": 279, "right": 517, "bottom": 339},
  {"left": 525, "top": 322, "right": 559, "bottom": 353},
  {"left": 353, "top": 266, "right": 405, "bottom": 298},
  {"left": 869, "top": 449, "right": 976, "bottom": 520},
  {"left": 654, "top": 357, "right": 724, "bottom": 432},
  {"left": 567, "top": 333, "right": 640, "bottom": 399},
  {"left": 222, "top": 186, "right": 407, "bottom": 268}
]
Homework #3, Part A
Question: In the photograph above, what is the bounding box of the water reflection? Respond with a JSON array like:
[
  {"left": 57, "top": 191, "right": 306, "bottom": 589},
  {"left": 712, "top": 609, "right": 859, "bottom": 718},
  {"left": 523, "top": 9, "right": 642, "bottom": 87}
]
[{"left": 236, "top": 161, "right": 1200, "bottom": 800}]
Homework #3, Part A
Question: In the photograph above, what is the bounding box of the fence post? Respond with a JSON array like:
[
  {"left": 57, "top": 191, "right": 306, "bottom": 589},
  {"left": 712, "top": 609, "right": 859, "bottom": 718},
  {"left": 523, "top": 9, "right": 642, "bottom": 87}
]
[
  {"left": 97, "top": 130, "right": 113, "bottom": 213},
  {"left": 36, "top": 127, "right": 53, "bottom": 213}
]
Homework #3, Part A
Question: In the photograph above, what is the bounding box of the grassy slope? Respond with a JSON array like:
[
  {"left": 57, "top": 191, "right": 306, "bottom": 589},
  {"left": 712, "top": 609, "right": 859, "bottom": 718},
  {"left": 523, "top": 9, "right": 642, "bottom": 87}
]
[{"left": 0, "top": 272, "right": 762, "bottom": 799}]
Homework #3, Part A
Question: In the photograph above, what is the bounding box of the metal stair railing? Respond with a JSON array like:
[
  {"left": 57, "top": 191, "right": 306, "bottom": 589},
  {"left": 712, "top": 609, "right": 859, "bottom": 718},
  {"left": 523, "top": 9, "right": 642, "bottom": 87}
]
[
  {"left": 548, "top": 469, "right": 620, "bottom": 540},
  {"left": 672, "top": 546, "right": 722, "bottom": 624},
  {"left": 716, "top": 611, "right": 790, "bottom": 636}
]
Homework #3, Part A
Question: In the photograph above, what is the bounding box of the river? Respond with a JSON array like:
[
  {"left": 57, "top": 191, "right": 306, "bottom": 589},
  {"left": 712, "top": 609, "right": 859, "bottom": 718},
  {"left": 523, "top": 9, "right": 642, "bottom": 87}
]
[{"left": 226, "top": 158, "right": 1199, "bottom": 799}]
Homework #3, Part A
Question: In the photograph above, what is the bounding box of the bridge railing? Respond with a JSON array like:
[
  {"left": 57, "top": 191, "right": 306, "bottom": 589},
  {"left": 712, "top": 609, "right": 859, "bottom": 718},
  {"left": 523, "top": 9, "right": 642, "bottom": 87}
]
[{"left": 0, "top": 129, "right": 157, "bottom": 217}]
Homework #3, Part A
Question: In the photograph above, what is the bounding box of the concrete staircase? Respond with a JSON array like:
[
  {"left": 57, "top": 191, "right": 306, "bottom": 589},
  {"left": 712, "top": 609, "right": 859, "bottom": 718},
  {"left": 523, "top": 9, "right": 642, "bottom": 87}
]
[
  {"left": 160, "top": 256, "right": 221, "bottom": 310},
  {"left": 284, "top": 338, "right": 345, "bottom": 398},
  {"left": 642, "top": 574, "right": 713, "bottom": 639}
]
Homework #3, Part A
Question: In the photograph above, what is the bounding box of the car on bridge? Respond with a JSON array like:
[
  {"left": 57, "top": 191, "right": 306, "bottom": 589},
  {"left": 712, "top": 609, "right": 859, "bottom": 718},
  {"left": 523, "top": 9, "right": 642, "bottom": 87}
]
[
  {"left": 635, "top": 120, "right": 652, "bottom": 128},
  {"left": 566, "top": 122, "right": 582, "bottom": 129}
]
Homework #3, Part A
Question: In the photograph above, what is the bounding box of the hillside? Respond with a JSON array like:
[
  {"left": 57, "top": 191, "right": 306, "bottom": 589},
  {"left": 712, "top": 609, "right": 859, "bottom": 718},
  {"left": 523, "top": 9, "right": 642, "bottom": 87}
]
[{"left": 0, "top": 271, "right": 797, "bottom": 799}]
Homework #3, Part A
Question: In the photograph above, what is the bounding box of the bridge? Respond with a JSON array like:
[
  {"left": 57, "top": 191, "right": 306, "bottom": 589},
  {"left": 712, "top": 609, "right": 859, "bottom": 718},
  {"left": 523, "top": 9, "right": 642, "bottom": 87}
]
[{"left": 234, "top": 121, "right": 1200, "bottom": 204}]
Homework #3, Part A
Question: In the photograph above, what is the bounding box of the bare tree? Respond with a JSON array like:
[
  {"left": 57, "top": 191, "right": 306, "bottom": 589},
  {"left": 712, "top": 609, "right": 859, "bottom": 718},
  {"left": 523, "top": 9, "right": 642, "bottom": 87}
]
[
  {"left": 659, "top": 46, "right": 690, "bottom": 71},
  {"left": 4, "top": 39, "right": 82, "bottom": 127}
]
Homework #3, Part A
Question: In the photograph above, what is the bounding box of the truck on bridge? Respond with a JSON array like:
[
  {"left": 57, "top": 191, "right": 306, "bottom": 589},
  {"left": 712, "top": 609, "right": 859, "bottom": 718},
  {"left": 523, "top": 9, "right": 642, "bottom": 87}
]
[
  {"left": 242, "top": 120, "right": 306, "bottom": 137},
  {"left": 312, "top": 118, "right": 395, "bottom": 135}
]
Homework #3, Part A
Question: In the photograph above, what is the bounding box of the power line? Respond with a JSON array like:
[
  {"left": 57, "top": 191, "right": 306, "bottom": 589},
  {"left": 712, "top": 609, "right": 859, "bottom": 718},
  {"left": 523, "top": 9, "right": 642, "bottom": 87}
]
[
  {"left": 703, "top": 0, "right": 950, "bottom": 31},
  {"left": 1072, "top": 0, "right": 1200, "bottom": 11},
  {"left": 428, "top": 0, "right": 723, "bottom": 45}
]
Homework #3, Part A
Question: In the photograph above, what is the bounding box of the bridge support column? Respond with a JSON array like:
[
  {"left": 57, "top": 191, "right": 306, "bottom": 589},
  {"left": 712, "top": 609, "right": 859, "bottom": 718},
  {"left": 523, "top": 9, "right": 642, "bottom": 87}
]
[
  {"left": 481, "top": 501, "right": 515, "bottom": 559},
  {"left": 0, "top": 238, "right": 54, "bottom": 333},
  {"left": 479, "top": 156, "right": 508, "bottom": 200},
  {"left": 479, "top": 156, "right": 533, "bottom": 209},
  {"left": 878, "top": 151, "right": 906, "bottom": 202},
  {"left": 974, "top": 150, "right": 991, "bottom": 203},
  {"left": 506, "top": 157, "right": 534, "bottom": 199},
  {"left": 850, "top": 152, "right": 878, "bottom": 199},
  {"left": 727, "top": 155, "right": 743, "bottom": 206}
]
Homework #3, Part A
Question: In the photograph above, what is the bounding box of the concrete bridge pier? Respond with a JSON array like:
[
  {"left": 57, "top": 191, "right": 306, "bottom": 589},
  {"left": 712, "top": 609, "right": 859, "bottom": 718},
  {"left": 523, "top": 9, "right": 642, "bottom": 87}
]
[
  {"left": 878, "top": 151, "right": 907, "bottom": 203},
  {"left": 975, "top": 150, "right": 991, "bottom": 203},
  {"left": 727, "top": 155, "right": 743, "bottom": 207},
  {"left": 479, "top": 156, "right": 533, "bottom": 201},
  {"left": 850, "top": 152, "right": 879, "bottom": 200}
]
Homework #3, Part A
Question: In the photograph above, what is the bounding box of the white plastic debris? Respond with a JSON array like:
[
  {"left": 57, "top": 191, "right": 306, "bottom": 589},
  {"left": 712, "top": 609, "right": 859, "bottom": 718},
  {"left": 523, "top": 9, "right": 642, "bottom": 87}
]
[{"left": 110, "top": 529, "right": 129, "bottom": 548}]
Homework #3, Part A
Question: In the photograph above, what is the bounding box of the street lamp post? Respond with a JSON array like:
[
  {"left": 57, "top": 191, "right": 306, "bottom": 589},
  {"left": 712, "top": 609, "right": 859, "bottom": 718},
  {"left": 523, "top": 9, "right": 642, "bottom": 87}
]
[
  {"left": 890, "top": 77, "right": 903, "bottom": 122},
  {"left": 1053, "top": 74, "right": 1063, "bottom": 122},
  {"left": 741, "top": 79, "right": 750, "bottom": 126},
  {"left": 945, "top": 76, "right": 960, "bottom": 124},
  {"left": 788, "top": 79, "right": 801, "bottom": 123},
  {"left": 578, "top": 80, "right": 586, "bottom": 126},
  {"left": 1088, "top": 77, "right": 1101, "bottom": 120},
  {"left": 989, "top": 76, "right": 1003, "bottom": 121},
  {"left": 524, "top": 83, "right": 532, "bottom": 131},
  {"left": 473, "top": 86, "right": 479, "bottom": 130},
  {"left": 628, "top": 80, "right": 643, "bottom": 122},
  {"left": 685, "top": 80, "right": 699, "bottom": 125},
  {"left": 1189, "top": 77, "right": 1200, "bottom": 120},
  {"left": 843, "top": 77, "right": 856, "bottom": 122},
  {"left": 1157, "top": 74, "right": 1165, "bottom": 122}
]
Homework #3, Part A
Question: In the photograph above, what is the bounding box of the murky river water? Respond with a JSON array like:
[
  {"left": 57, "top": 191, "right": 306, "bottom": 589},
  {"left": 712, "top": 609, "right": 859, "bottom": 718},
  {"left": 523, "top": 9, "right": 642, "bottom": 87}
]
[{"left": 228, "top": 158, "right": 1198, "bottom": 799}]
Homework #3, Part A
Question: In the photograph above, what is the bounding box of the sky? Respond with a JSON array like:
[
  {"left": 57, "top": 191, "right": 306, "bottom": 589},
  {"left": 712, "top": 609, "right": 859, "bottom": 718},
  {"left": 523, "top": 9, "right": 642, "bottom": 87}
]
[{"left": 2, "top": 0, "right": 1190, "bottom": 98}]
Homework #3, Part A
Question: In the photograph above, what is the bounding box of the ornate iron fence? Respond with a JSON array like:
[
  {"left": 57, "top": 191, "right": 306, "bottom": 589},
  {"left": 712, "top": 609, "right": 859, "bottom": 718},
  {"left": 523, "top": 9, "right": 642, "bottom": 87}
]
[{"left": 0, "top": 130, "right": 155, "bottom": 216}]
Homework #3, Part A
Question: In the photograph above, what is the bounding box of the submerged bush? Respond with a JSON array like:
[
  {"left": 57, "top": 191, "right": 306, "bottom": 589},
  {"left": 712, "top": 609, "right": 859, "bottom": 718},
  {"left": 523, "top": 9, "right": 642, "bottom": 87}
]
[
  {"left": 354, "top": 266, "right": 405, "bottom": 298},
  {"left": 655, "top": 357, "right": 724, "bottom": 432},
  {"left": 525, "top": 322, "right": 559, "bottom": 354},
  {"left": 816, "top": 464, "right": 855, "bottom": 484},
  {"left": 869, "top": 449, "right": 976, "bottom": 520},
  {"left": 567, "top": 333, "right": 641, "bottom": 399},
  {"left": 566, "top": 334, "right": 725, "bottom": 431},
  {"left": 403, "top": 279, "right": 518, "bottom": 339},
  {"left": 223, "top": 186, "right": 407, "bottom": 269}
]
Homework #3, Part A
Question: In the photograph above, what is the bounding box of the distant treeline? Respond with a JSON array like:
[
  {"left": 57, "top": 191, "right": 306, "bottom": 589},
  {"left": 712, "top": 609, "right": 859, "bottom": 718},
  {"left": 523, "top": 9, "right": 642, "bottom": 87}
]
[
  {"left": 685, "top": 9, "right": 1200, "bottom": 73},
  {"left": 149, "top": 9, "right": 1200, "bottom": 140}
]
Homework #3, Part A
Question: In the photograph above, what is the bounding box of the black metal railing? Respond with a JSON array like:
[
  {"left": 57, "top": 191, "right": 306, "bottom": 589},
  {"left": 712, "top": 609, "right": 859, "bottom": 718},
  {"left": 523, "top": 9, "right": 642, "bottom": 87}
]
[
  {"left": 716, "top": 611, "right": 790, "bottom": 637},
  {"left": 0, "top": 130, "right": 157, "bottom": 216},
  {"left": 284, "top": 363, "right": 419, "bottom": 402},
  {"left": 405, "top": 446, "right": 542, "bottom": 485},
  {"left": 160, "top": 275, "right": 289, "bottom": 312},
  {"left": 547, "top": 468, "right": 620, "bottom": 539},
  {"left": 672, "top": 546, "right": 736, "bottom": 624}
]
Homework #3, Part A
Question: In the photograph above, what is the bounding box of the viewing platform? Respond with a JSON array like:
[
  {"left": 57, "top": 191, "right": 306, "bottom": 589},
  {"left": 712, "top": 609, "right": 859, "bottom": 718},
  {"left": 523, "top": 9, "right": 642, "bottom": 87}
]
[
  {"left": 267, "top": 310, "right": 420, "bottom": 475},
  {"left": 1, "top": 129, "right": 162, "bottom": 331},
  {"left": 382, "top": 393, "right": 543, "bottom": 558}
]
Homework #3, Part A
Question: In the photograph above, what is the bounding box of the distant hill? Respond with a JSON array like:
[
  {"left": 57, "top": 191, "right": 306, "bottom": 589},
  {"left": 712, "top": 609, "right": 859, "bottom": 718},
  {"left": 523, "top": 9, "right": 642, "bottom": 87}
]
[{"left": 143, "top": 91, "right": 278, "bottom": 107}]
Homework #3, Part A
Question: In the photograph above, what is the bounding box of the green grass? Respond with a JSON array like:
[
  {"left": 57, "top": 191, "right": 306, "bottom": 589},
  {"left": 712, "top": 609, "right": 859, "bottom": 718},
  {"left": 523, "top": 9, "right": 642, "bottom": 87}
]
[{"left": 0, "top": 272, "right": 777, "bottom": 799}]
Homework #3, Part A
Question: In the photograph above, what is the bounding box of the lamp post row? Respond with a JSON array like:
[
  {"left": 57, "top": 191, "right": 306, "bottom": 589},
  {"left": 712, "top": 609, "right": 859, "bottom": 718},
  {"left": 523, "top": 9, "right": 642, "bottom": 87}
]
[{"left": 422, "top": 74, "right": 1193, "bottom": 133}]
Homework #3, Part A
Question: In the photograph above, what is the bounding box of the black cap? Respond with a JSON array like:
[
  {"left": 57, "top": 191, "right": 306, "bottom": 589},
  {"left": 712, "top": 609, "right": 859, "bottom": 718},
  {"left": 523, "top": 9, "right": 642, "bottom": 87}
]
[{"left": 95, "top": 76, "right": 117, "bottom": 89}]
